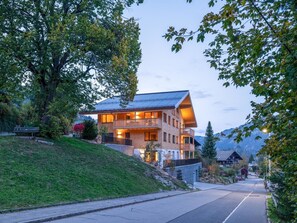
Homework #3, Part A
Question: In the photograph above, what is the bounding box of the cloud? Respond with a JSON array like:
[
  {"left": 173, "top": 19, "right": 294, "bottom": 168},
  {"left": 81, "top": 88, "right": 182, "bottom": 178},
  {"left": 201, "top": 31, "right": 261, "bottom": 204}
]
[
  {"left": 213, "top": 101, "right": 223, "bottom": 105},
  {"left": 223, "top": 107, "right": 239, "bottom": 112},
  {"left": 191, "top": 90, "right": 212, "bottom": 99},
  {"left": 195, "top": 129, "right": 205, "bottom": 135},
  {"left": 154, "top": 75, "right": 171, "bottom": 82}
]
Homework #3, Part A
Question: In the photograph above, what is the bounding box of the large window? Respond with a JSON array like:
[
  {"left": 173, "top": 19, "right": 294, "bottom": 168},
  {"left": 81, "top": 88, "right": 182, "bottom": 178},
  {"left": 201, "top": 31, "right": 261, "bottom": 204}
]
[
  {"left": 168, "top": 133, "right": 171, "bottom": 143},
  {"left": 184, "top": 137, "right": 190, "bottom": 144},
  {"left": 163, "top": 113, "right": 167, "bottom": 123},
  {"left": 172, "top": 135, "right": 175, "bottom": 144},
  {"left": 163, "top": 132, "right": 167, "bottom": 142},
  {"left": 172, "top": 118, "right": 175, "bottom": 127},
  {"left": 145, "top": 112, "right": 158, "bottom": 119},
  {"left": 144, "top": 132, "right": 158, "bottom": 141},
  {"left": 101, "top": 114, "right": 114, "bottom": 123},
  {"left": 168, "top": 115, "right": 171, "bottom": 125}
]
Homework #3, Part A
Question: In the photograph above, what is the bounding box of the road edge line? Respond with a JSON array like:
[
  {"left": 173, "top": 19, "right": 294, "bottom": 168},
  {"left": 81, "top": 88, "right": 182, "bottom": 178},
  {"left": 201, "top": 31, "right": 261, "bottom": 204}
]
[{"left": 222, "top": 191, "right": 253, "bottom": 223}]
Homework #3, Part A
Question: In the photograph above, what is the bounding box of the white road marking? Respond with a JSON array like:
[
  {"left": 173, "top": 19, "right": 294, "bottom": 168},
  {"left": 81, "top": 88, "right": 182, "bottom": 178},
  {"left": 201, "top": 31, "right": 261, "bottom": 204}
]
[{"left": 222, "top": 191, "right": 253, "bottom": 223}]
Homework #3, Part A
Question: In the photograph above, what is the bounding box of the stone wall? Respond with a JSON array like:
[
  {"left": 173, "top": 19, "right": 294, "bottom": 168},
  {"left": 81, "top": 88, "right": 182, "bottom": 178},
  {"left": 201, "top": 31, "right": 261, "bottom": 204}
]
[{"left": 164, "top": 162, "right": 202, "bottom": 185}]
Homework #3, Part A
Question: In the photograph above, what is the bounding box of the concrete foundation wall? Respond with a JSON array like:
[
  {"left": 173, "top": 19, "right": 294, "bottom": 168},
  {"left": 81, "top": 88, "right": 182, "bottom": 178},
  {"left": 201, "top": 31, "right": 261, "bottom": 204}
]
[
  {"left": 164, "top": 162, "right": 202, "bottom": 185},
  {"left": 105, "top": 144, "right": 134, "bottom": 156}
]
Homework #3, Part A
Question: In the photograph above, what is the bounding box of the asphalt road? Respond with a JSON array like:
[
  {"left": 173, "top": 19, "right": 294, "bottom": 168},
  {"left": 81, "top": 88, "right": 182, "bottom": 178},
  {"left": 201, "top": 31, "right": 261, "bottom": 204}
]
[{"left": 50, "top": 177, "right": 267, "bottom": 223}]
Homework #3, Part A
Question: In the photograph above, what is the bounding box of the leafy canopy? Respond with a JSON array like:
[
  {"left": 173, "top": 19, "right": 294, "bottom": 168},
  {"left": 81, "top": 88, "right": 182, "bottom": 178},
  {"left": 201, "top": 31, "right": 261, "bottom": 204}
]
[
  {"left": 0, "top": 0, "right": 142, "bottom": 126},
  {"left": 165, "top": 0, "right": 297, "bottom": 220}
]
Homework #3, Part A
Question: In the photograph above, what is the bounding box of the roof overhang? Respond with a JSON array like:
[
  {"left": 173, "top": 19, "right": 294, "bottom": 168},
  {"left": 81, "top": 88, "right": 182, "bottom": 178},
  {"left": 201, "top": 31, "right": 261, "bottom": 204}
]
[
  {"left": 178, "top": 93, "right": 197, "bottom": 128},
  {"left": 80, "top": 106, "right": 176, "bottom": 115}
]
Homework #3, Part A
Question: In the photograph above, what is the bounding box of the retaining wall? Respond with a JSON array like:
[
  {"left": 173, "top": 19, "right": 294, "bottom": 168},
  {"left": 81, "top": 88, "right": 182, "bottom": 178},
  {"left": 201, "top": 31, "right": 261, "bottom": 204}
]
[{"left": 164, "top": 162, "right": 202, "bottom": 185}]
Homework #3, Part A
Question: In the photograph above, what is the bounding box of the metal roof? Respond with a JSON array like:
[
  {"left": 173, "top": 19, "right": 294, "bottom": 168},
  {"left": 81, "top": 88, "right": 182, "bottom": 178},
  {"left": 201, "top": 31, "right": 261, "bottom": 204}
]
[
  {"left": 216, "top": 150, "right": 243, "bottom": 161},
  {"left": 91, "top": 90, "right": 190, "bottom": 113}
]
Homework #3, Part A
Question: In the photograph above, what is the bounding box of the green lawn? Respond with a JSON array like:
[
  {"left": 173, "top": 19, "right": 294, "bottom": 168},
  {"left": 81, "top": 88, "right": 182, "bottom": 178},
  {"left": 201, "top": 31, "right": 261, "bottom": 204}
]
[{"left": 0, "top": 137, "right": 180, "bottom": 211}]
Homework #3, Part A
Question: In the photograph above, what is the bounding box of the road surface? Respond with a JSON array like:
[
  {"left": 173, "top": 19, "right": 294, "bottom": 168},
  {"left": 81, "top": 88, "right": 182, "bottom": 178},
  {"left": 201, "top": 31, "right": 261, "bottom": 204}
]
[{"left": 49, "top": 177, "right": 267, "bottom": 223}]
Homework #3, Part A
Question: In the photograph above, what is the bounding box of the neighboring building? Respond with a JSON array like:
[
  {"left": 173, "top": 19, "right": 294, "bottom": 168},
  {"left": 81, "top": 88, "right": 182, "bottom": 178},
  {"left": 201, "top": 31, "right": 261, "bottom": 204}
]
[
  {"left": 82, "top": 90, "right": 197, "bottom": 166},
  {"left": 73, "top": 115, "right": 95, "bottom": 125},
  {"left": 216, "top": 150, "right": 243, "bottom": 165}
]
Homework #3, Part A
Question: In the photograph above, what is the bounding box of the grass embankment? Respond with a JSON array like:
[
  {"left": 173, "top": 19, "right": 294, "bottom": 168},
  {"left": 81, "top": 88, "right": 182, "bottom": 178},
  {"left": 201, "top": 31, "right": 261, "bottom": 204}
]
[{"left": 0, "top": 137, "right": 184, "bottom": 211}]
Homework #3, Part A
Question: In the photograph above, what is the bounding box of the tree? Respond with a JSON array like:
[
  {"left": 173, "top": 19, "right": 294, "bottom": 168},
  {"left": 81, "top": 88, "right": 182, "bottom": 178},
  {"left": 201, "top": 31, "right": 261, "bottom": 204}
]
[
  {"left": 165, "top": 0, "right": 297, "bottom": 220},
  {"left": 249, "top": 154, "right": 255, "bottom": 164},
  {"left": 0, "top": 0, "right": 142, "bottom": 137},
  {"left": 144, "top": 141, "right": 161, "bottom": 163},
  {"left": 202, "top": 121, "right": 217, "bottom": 161},
  {"left": 82, "top": 120, "right": 98, "bottom": 140}
]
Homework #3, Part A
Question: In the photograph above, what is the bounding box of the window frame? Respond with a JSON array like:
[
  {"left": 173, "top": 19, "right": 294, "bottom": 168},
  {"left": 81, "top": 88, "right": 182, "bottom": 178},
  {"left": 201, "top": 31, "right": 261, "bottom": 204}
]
[
  {"left": 163, "top": 113, "right": 167, "bottom": 123},
  {"left": 144, "top": 132, "right": 158, "bottom": 141},
  {"left": 101, "top": 114, "right": 114, "bottom": 123}
]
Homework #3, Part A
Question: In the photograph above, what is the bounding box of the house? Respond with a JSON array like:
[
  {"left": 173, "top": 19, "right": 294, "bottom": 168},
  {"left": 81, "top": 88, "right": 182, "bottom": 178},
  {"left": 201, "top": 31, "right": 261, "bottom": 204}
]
[
  {"left": 82, "top": 90, "right": 197, "bottom": 166},
  {"left": 216, "top": 150, "right": 243, "bottom": 165}
]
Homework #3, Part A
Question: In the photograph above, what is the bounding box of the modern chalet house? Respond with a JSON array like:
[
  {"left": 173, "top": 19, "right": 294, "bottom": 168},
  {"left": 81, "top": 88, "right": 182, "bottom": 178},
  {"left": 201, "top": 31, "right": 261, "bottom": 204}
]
[{"left": 84, "top": 90, "right": 197, "bottom": 166}]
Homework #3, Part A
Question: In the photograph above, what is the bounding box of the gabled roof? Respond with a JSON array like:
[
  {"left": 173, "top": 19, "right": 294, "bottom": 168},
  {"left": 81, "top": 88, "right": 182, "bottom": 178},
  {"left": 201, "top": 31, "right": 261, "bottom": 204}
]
[
  {"left": 83, "top": 90, "right": 197, "bottom": 128},
  {"left": 216, "top": 150, "right": 243, "bottom": 161},
  {"left": 91, "top": 90, "right": 189, "bottom": 112}
]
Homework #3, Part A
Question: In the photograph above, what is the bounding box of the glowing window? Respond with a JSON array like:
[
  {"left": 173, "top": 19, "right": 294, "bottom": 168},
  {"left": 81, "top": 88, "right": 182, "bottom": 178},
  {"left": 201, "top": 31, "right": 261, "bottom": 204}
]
[{"left": 101, "top": 114, "right": 114, "bottom": 123}]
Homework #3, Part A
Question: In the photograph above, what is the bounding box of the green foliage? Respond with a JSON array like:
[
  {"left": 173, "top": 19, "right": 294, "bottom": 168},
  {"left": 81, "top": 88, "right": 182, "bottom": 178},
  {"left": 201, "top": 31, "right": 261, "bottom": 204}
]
[
  {"left": 59, "top": 116, "right": 72, "bottom": 135},
  {"left": 82, "top": 120, "right": 98, "bottom": 140},
  {"left": 0, "top": 102, "right": 20, "bottom": 132},
  {"left": 202, "top": 121, "right": 217, "bottom": 161},
  {"left": 248, "top": 154, "right": 255, "bottom": 163},
  {"left": 40, "top": 116, "right": 62, "bottom": 139},
  {"left": 0, "top": 0, "right": 142, "bottom": 137},
  {"left": 144, "top": 141, "right": 161, "bottom": 162},
  {"left": 0, "top": 136, "right": 171, "bottom": 210},
  {"left": 19, "top": 103, "right": 39, "bottom": 127},
  {"left": 223, "top": 168, "right": 236, "bottom": 177},
  {"left": 208, "top": 163, "right": 220, "bottom": 176},
  {"left": 176, "top": 169, "right": 183, "bottom": 181},
  {"left": 98, "top": 125, "right": 108, "bottom": 137},
  {"left": 269, "top": 171, "right": 295, "bottom": 222},
  {"left": 166, "top": 0, "right": 297, "bottom": 219}
]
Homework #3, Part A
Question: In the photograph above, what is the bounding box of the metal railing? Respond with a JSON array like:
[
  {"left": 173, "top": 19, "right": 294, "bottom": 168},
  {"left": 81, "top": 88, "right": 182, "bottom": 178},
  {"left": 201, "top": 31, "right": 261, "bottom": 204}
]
[
  {"left": 113, "top": 118, "right": 161, "bottom": 129},
  {"left": 164, "top": 159, "right": 200, "bottom": 167},
  {"left": 102, "top": 136, "right": 132, "bottom": 146}
]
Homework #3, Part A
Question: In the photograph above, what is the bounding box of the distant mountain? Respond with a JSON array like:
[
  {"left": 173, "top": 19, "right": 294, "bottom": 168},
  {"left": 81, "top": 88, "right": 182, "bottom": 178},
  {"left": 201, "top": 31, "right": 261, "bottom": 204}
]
[{"left": 195, "top": 124, "right": 268, "bottom": 157}]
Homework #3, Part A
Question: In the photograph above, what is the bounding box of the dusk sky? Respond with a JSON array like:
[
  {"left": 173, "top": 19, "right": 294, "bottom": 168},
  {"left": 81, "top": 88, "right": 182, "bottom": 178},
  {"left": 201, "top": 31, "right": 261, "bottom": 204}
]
[{"left": 125, "top": 0, "right": 261, "bottom": 136}]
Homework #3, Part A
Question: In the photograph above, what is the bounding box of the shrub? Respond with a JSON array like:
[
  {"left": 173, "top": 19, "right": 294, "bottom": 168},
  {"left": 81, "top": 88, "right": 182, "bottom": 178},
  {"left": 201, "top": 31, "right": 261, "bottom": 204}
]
[
  {"left": 208, "top": 163, "right": 220, "bottom": 176},
  {"left": 0, "top": 102, "right": 20, "bottom": 132},
  {"left": 19, "top": 103, "right": 39, "bottom": 127},
  {"left": 224, "top": 168, "right": 236, "bottom": 177},
  {"left": 73, "top": 123, "right": 85, "bottom": 137},
  {"left": 176, "top": 170, "right": 183, "bottom": 181},
  {"left": 82, "top": 120, "right": 98, "bottom": 140},
  {"left": 40, "top": 115, "right": 62, "bottom": 139},
  {"left": 60, "top": 116, "right": 71, "bottom": 135}
]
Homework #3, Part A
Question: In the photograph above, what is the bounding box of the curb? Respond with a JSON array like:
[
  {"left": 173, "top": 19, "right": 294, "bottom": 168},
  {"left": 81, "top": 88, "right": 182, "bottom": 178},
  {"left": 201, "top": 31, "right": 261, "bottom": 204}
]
[
  {"left": 7, "top": 191, "right": 193, "bottom": 223},
  {"left": 266, "top": 195, "right": 271, "bottom": 223}
]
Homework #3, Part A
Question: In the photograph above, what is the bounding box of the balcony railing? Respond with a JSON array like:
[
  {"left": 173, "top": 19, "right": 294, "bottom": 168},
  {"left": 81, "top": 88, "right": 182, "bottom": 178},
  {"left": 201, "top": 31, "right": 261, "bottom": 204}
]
[
  {"left": 164, "top": 159, "right": 200, "bottom": 167},
  {"left": 180, "top": 128, "right": 195, "bottom": 136},
  {"left": 113, "top": 118, "right": 161, "bottom": 129},
  {"left": 180, "top": 143, "right": 195, "bottom": 151},
  {"left": 102, "top": 135, "right": 132, "bottom": 146}
]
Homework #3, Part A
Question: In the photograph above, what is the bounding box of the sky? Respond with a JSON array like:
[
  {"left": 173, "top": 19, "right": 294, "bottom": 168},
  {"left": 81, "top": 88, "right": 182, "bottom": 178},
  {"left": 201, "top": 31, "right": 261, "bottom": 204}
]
[{"left": 124, "top": 0, "right": 259, "bottom": 136}]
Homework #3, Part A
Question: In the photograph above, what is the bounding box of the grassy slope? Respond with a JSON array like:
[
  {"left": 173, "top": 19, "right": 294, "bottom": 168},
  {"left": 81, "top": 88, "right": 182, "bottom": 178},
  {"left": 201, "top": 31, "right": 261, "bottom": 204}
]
[{"left": 0, "top": 137, "right": 177, "bottom": 211}]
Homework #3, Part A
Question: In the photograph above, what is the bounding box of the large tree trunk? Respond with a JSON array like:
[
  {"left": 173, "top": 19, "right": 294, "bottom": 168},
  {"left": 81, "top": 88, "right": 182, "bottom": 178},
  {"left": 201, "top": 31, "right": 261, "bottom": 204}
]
[{"left": 38, "top": 73, "right": 59, "bottom": 126}]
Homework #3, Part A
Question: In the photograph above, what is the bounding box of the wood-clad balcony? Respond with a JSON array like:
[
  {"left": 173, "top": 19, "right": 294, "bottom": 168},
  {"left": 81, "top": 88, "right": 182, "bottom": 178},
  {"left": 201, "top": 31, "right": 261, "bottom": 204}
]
[
  {"left": 180, "top": 143, "right": 195, "bottom": 151},
  {"left": 180, "top": 128, "right": 195, "bottom": 137},
  {"left": 113, "top": 118, "right": 162, "bottom": 130}
]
